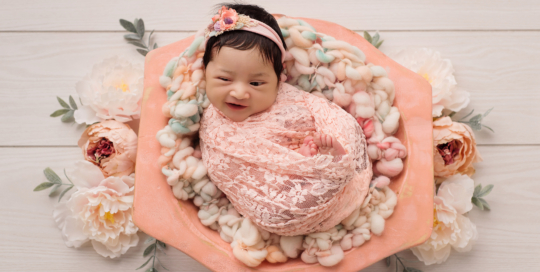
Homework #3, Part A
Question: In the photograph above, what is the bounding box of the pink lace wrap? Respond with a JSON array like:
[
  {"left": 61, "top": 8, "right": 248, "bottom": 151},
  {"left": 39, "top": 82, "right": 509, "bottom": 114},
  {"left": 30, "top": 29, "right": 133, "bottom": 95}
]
[{"left": 199, "top": 82, "right": 372, "bottom": 236}]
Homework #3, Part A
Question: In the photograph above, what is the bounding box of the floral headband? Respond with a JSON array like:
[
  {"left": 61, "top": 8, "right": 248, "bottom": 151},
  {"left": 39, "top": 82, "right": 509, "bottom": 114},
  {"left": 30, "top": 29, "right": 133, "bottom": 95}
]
[{"left": 202, "top": 6, "right": 287, "bottom": 63}]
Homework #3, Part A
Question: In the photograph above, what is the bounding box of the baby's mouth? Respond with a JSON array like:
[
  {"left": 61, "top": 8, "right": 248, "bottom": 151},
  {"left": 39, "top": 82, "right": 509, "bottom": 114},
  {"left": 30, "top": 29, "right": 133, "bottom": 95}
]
[{"left": 226, "top": 102, "right": 247, "bottom": 111}]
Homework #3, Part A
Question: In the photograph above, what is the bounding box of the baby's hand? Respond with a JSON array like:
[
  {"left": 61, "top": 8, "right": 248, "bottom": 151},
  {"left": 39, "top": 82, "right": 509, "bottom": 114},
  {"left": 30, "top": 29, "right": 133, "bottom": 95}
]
[
  {"left": 314, "top": 133, "right": 347, "bottom": 156},
  {"left": 297, "top": 136, "right": 318, "bottom": 157}
]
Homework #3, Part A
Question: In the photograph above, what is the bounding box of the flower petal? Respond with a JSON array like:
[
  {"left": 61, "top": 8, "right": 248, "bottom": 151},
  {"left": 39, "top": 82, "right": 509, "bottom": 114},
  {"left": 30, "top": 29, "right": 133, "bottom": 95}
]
[
  {"left": 67, "top": 160, "right": 105, "bottom": 189},
  {"left": 74, "top": 105, "right": 103, "bottom": 125}
]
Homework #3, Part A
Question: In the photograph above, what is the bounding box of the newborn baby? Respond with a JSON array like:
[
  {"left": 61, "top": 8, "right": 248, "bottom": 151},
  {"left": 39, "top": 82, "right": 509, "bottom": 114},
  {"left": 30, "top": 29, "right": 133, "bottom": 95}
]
[{"left": 198, "top": 4, "right": 372, "bottom": 236}]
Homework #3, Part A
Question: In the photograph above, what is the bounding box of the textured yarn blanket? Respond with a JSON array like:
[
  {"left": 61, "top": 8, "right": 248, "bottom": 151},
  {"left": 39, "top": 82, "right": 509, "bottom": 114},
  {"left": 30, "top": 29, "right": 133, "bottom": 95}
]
[{"left": 199, "top": 82, "right": 372, "bottom": 236}]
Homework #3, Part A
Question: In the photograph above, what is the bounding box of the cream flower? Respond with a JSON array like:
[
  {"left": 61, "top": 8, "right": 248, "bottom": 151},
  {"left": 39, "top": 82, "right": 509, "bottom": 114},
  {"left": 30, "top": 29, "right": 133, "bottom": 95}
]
[
  {"left": 75, "top": 56, "right": 143, "bottom": 123},
  {"left": 53, "top": 160, "right": 139, "bottom": 258},
  {"left": 78, "top": 120, "right": 138, "bottom": 177},
  {"left": 433, "top": 117, "right": 482, "bottom": 178},
  {"left": 411, "top": 174, "right": 478, "bottom": 265},
  {"left": 386, "top": 48, "right": 470, "bottom": 117}
]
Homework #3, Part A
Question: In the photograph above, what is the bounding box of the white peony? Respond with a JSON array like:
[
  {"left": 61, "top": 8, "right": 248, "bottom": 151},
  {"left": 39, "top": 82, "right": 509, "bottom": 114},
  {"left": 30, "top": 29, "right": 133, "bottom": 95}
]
[
  {"left": 411, "top": 174, "right": 478, "bottom": 265},
  {"left": 75, "top": 56, "right": 144, "bottom": 123},
  {"left": 53, "top": 160, "right": 139, "bottom": 258},
  {"left": 386, "top": 48, "right": 470, "bottom": 117}
]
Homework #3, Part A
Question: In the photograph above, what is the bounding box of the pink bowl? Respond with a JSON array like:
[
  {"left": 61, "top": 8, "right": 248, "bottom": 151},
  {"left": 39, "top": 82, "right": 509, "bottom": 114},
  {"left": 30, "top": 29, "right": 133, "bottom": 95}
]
[{"left": 133, "top": 15, "right": 434, "bottom": 272}]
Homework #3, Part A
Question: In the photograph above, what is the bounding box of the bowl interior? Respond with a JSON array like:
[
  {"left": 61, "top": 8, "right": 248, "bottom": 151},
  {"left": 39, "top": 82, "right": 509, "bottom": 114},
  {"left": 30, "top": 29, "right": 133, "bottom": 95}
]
[{"left": 133, "top": 15, "right": 434, "bottom": 272}]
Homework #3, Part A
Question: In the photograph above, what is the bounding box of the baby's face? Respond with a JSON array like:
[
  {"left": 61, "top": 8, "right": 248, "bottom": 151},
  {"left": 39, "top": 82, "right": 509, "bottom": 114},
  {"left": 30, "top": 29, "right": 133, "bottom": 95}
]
[{"left": 203, "top": 46, "right": 279, "bottom": 122}]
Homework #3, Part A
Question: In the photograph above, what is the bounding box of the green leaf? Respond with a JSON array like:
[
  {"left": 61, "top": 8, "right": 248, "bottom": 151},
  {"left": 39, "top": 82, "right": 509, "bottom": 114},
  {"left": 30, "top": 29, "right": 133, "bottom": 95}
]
[
  {"left": 145, "top": 237, "right": 157, "bottom": 245},
  {"left": 403, "top": 267, "right": 423, "bottom": 272},
  {"left": 372, "top": 32, "right": 380, "bottom": 46},
  {"left": 478, "top": 184, "right": 494, "bottom": 197},
  {"left": 157, "top": 241, "right": 166, "bottom": 249},
  {"left": 50, "top": 109, "right": 70, "bottom": 117},
  {"left": 49, "top": 184, "right": 61, "bottom": 196},
  {"left": 128, "top": 41, "right": 147, "bottom": 49},
  {"left": 478, "top": 198, "right": 491, "bottom": 211},
  {"left": 471, "top": 196, "right": 483, "bottom": 210},
  {"left": 153, "top": 43, "right": 158, "bottom": 49},
  {"left": 69, "top": 95, "right": 78, "bottom": 110},
  {"left": 385, "top": 256, "right": 391, "bottom": 267},
  {"left": 363, "top": 31, "right": 372, "bottom": 43},
  {"left": 148, "top": 29, "right": 154, "bottom": 49},
  {"left": 473, "top": 184, "right": 482, "bottom": 197},
  {"left": 483, "top": 107, "right": 494, "bottom": 118},
  {"left": 34, "top": 182, "right": 55, "bottom": 191},
  {"left": 459, "top": 109, "right": 474, "bottom": 121},
  {"left": 375, "top": 40, "right": 384, "bottom": 48},
  {"left": 120, "top": 19, "right": 137, "bottom": 33},
  {"left": 58, "top": 185, "right": 74, "bottom": 202},
  {"left": 482, "top": 124, "right": 495, "bottom": 132},
  {"left": 57, "top": 96, "right": 70, "bottom": 109},
  {"left": 156, "top": 257, "right": 169, "bottom": 271},
  {"left": 136, "top": 256, "right": 153, "bottom": 270},
  {"left": 44, "top": 167, "right": 62, "bottom": 184},
  {"left": 145, "top": 268, "right": 157, "bottom": 272},
  {"left": 137, "top": 49, "right": 148, "bottom": 56},
  {"left": 124, "top": 33, "right": 141, "bottom": 41},
  {"left": 136, "top": 18, "right": 145, "bottom": 39},
  {"left": 469, "top": 114, "right": 482, "bottom": 124},
  {"left": 61, "top": 110, "right": 74, "bottom": 122},
  {"left": 143, "top": 244, "right": 156, "bottom": 257}
]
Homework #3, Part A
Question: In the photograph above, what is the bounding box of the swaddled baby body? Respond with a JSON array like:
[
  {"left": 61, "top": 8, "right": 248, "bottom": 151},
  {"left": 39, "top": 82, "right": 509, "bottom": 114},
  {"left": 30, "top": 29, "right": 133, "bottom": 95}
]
[{"left": 198, "top": 4, "right": 371, "bottom": 236}]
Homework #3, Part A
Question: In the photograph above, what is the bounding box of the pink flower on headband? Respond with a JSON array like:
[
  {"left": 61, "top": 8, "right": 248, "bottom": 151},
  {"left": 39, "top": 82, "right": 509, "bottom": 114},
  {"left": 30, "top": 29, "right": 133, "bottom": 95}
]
[
  {"left": 205, "top": 6, "right": 258, "bottom": 38},
  {"left": 218, "top": 6, "right": 239, "bottom": 30}
]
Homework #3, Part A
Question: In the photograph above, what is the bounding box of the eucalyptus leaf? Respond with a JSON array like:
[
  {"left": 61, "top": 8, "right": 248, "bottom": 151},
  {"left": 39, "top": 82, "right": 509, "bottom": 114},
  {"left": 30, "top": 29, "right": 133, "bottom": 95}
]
[
  {"left": 50, "top": 109, "right": 70, "bottom": 117},
  {"left": 471, "top": 196, "right": 483, "bottom": 210},
  {"left": 468, "top": 121, "right": 482, "bottom": 131},
  {"left": 49, "top": 184, "right": 61, "bottom": 196},
  {"left": 469, "top": 114, "right": 482, "bottom": 123},
  {"left": 124, "top": 34, "right": 141, "bottom": 41},
  {"left": 69, "top": 95, "right": 78, "bottom": 110},
  {"left": 156, "top": 257, "right": 169, "bottom": 271},
  {"left": 404, "top": 267, "right": 423, "bottom": 272},
  {"left": 153, "top": 43, "right": 158, "bottom": 49},
  {"left": 145, "top": 237, "right": 157, "bottom": 245},
  {"left": 478, "top": 184, "right": 494, "bottom": 197},
  {"left": 57, "top": 96, "right": 70, "bottom": 109},
  {"left": 483, "top": 107, "right": 494, "bottom": 117},
  {"left": 58, "top": 185, "right": 74, "bottom": 202},
  {"left": 473, "top": 184, "right": 482, "bottom": 197},
  {"left": 478, "top": 198, "right": 491, "bottom": 211},
  {"left": 363, "top": 31, "right": 372, "bottom": 43},
  {"left": 137, "top": 49, "right": 148, "bottom": 56},
  {"left": 61, "top": 110, "right": 74, "bottom": 122},
  {"left": 372, "top": 33, "right": 380, "bottom": 46},
  {"left": 157, "top": 241, "right": 166, "bottom": 249},
  {"left": 145, "top": 268, "right": 157, "bottom": 272},
  {"left": 33, "top": 182, "right": 54, "bottom": 191},
  {"left": 482, "top": 124, "right": 495, "bottom": 132},
  {"left": 128, "top": 41, "right": 147, "bottom": 49},
  {"left": 44, "top": 167, "right": 62, "bottom": 184},
  {"left": 136, "top": 256, "right": 153, "bottom": 270},
  {"left": 148, "top": 29, "right": 154, "bottom": 49},
  {"left": 136, "top": 18, "right": 145, "bottom": 39},
  {"left": 375, "top": 40, "right": 384, "bottom": 48},
  {"left": 120, "top": 19, "right": 137, "bottom": 33},
  {"left": 144, "top": 244, "right": 156, "bottom": 257},
  {"left": 459, "top": 109, "right": 474, "bottom": 121}
]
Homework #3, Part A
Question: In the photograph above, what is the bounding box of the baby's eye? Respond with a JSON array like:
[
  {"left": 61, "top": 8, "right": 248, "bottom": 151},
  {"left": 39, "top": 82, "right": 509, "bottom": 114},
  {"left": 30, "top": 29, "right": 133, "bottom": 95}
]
[
  {"left": 218, "top": 77, "right": 229, "bottom": 81},
  {"left": 250, "top": 82, "right": 263, "bottom": 87}
]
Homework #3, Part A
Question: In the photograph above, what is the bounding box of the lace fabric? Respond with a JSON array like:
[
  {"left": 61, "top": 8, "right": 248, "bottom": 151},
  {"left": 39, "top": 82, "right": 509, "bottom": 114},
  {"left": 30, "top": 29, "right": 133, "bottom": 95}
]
[{"left": 199, "top": 82, "right": 372, "bottom": 236}]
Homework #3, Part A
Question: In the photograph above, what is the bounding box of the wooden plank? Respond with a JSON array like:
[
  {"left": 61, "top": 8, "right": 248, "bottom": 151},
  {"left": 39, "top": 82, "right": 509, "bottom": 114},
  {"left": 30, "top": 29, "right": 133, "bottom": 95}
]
[
  {"left": 1, "top": 0, "right": 540, "bottom": 31},
  {"left": 0, "top": 31, "right": 538, "bottom": 145},
  {"left": 1, "top": 146, "right": 538, "bottom": 271}
]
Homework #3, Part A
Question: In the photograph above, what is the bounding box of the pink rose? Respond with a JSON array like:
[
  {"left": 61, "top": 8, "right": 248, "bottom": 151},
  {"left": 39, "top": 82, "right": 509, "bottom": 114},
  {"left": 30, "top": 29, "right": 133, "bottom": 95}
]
[
  {"left": 78, "top": 120, "right": 138, "bottom": 177},
  {"left": 219, "top": 7, "right": 239, "bottom": 30},
  {"left": 433, "top": 117, "right": 482, "bottom": 178}
]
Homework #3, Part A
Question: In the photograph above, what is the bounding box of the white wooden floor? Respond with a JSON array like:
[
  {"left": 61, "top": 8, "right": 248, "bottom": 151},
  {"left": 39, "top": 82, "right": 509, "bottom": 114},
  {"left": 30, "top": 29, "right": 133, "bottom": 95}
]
[{"left": 1, "top": 1, "right": 539, "bottom": 271}]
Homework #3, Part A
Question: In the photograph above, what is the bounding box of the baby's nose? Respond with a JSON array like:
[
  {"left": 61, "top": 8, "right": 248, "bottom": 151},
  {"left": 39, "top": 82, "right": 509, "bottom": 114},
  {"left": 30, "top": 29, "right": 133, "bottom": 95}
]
[{"left": 230, "top": 87, "right": 250, "bottom": 100}]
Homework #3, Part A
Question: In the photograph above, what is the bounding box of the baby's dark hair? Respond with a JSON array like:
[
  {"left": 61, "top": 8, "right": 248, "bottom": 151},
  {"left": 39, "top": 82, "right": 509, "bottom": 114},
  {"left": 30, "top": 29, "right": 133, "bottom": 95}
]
[{"left": 202, "top": 2, "right": 287, "bottom": 81}]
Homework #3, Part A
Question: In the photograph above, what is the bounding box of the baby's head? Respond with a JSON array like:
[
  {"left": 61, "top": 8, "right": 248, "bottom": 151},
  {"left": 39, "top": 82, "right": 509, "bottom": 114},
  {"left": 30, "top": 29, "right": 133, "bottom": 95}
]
[{"left": 202, "top": 3, "right": 287, "bottom": 122}]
